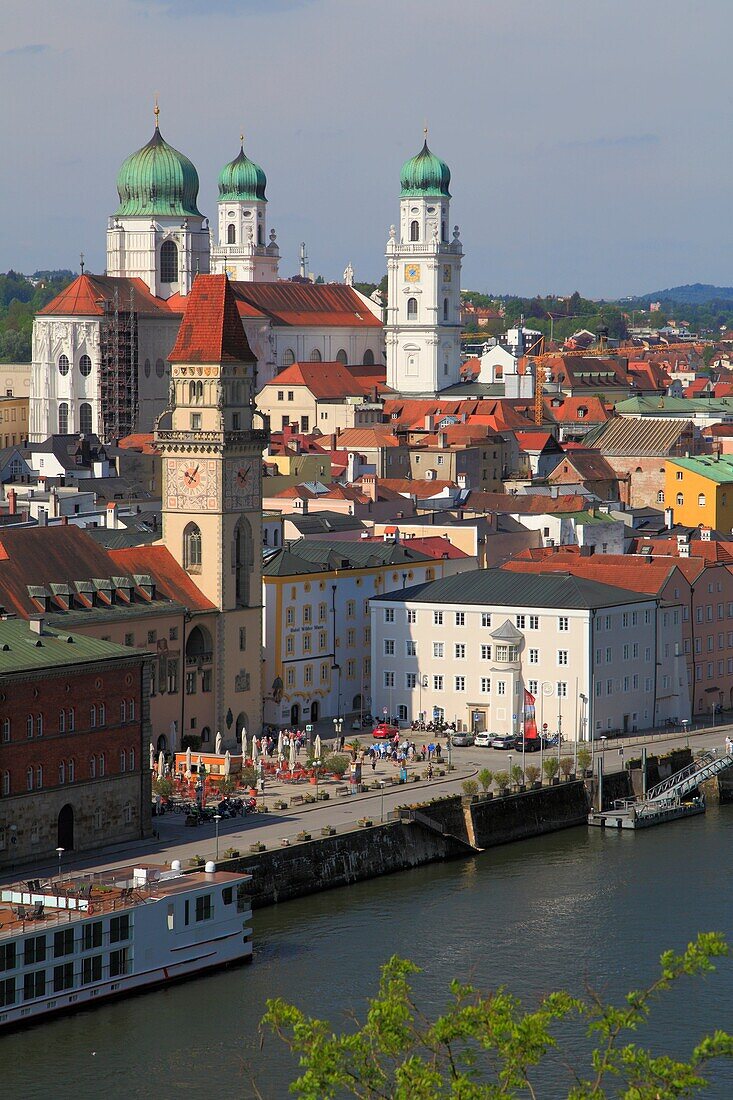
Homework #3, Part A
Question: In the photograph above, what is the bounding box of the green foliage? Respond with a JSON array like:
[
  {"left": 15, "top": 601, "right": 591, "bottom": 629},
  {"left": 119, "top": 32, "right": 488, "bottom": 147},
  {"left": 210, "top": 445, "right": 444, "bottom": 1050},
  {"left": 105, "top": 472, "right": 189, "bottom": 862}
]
[
  {"left": 525, "top": 764, "right": 540, "bottom": 785},
  {"left": 240, "top": 765, "right": 257, "bottom": 789},
  {"left": 180, "top": 733, "right": 201, "bottom": 751},
  {"left": 217, "top": 776, "right": 237, "bottom": 796},
  {"left": 559, "top": 756, "right": 575, "bottom": 778},
  {"left": 152, "top": 777, "right": 173, "bottom": 798},
  {"left": 461, "top": 779, "right": 479, "bottom": 798},
  {"left": 263, "top": 933, "right": 732, "bottom": 1099},
  {"left": 324, "top": 753, "right": 349, "bottom": 778},
  {"left": 577, "top": 748, "right": 592, "bottom": 774},
  {"left": 543, "top": 757, "right": 560, "bottom": 781},
  {"left": 477, "top": 768, "right": 493, "bottom": 793},
  {"left": 510, "top": 763, "right": 523, "bottom": 788},
  {"left": 494, "top": 770, "right": 510, "bottom": 791},
  {"left": 0, "top": 269, "right": 74, "bottom": 362}
]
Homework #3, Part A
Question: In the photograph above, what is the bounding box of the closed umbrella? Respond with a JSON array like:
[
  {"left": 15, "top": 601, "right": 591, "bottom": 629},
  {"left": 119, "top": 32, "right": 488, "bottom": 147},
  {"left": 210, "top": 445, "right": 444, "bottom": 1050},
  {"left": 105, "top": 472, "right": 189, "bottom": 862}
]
[
  {"left": 277, "top": 731, "right": 284, "bottom": 757},
  {"left": 149, "top": 743, "right": 154, "bottom": 771},
  {"left": 157, "top": 751, "right": 165, "bottom": 776},
  {"left": 241, "top": 729, "right": 248, "bottom": 760},
  {"left": 252, "top": 736, "right": 259, "bottom": 765},
  {"left": 186, "top": 745, "right": 192, "bottom": 776},
  {"left": 215, "top": 730, "right": 223, "bottom": 755},
  {"left": 224, "top": 750, "right": 231, "bottom": 777},
  {"left": 314, "top": 734, "right": 322, "bottom": 760},
  {"left": 289, "top": 737, "right": 297, "bottom": 771}
]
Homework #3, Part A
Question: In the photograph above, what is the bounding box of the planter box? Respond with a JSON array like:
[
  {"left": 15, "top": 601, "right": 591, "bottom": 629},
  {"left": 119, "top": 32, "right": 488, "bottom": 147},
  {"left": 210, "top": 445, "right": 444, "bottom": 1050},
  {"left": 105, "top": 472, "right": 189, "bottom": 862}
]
[
  {"left": 280, "top": 838, "right": 290, "bottom": 846},
  {"left": 296, "top": 832, "right": 312, "bottom": 842},
  {"left": 274, "top": 800, "right": 287, "bottom": 810},
  {"left": 318, "top": 791, "right": 330, "bottom": 800},
  {"left": 320, "top": 826, "right": 336, "bottom": 836},
  {"left": 552, "top": 777, "right": 560, "bottom": 785},
  {"left": 249, "top": 843, "right": 265, "bottom": 853},
  {"left": 358, "top": 818, "right": 373, "bottom": 827},
  {"left": 532, "top": 781, "right": 542, "bottom": 790},
  {"left": 500, "top": 788, "right": 510, "bottom": 797}
]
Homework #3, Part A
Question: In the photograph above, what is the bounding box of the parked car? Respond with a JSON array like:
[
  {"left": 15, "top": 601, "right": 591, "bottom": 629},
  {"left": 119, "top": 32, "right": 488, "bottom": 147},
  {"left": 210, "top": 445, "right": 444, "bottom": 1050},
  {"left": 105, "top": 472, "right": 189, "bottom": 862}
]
[
  {"left": 517, "top": 736, "right": 541, "bottom": 753},
  {"left": 474, "top": 732, "right": 493, "bottom": 748},
  {"left": 372, "top": 723, "right": 399, "bottom": 740},
  {"left": 451, "top": 732, "right": 475, "bottom": 747},
  {"left": 490, "top": 734, "right": 517, "bottom": 750}
]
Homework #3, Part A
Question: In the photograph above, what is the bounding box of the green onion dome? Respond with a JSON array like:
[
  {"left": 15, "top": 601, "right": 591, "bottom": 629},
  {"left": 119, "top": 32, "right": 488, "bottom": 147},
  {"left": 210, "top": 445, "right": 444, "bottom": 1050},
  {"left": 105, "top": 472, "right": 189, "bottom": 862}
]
[
  {"left": 115, "top": 123, "right": 202, "bottom": 218},
  {"left": 400, "top": 139, "right": 451, "bottom": 198},
  {"left": 218, "top": 142, "right": 267, "bottom": 202}
]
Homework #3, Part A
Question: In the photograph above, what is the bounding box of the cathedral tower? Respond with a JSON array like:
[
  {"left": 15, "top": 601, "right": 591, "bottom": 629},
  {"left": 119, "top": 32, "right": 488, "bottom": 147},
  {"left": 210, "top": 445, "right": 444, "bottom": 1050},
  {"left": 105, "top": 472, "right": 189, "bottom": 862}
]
[
  {"left": 106, "top": 106, "right": 210, "bottom": 299},
  {"left": 155, "top": 274, "right": 269, "bottom": 743},
  {"left": 210, "top": 139, "right": 280, "bottom": 281},
  {"left": 385, "top": 133, "right": 463, "bottom": 394}
]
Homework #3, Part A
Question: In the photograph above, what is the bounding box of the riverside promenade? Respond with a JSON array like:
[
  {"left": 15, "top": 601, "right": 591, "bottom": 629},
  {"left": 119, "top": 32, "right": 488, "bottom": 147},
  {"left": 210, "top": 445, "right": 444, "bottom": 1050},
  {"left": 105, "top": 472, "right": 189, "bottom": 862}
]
[{"left": 1, "top": 722, "right": 729, "bottom": 887}]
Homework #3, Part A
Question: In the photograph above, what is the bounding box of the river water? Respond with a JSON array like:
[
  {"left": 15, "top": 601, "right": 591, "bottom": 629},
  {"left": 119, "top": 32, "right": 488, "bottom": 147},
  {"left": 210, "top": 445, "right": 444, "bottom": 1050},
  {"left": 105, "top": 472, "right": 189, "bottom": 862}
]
[{"left": 4, "top": 807, "right": 733, "bottom": 1099}]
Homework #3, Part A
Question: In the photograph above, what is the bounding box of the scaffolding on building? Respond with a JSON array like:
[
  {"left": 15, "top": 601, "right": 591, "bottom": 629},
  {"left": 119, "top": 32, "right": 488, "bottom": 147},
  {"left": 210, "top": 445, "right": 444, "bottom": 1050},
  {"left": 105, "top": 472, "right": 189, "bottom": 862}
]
[{"left": 100, "top": 286, "right": 139, "bottom": 442}]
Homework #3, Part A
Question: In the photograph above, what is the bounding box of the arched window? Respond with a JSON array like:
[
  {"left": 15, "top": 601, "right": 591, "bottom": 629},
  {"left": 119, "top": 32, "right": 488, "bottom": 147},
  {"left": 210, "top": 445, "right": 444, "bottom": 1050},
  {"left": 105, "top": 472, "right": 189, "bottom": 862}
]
[
  {"left": 2, "top": 718, "right": 9, "bottom": 742},
  {"left": 120, "top": 749, "right": 127, "bottom": 773},
  {"left": 99, "top": 753, "right": 105, "bottom": 777},
  {"left": 36, "top": 764, "right": 43, "bottom": 788},
  {"left": 26, "top": 767, "right": 33, "bottom": 792},
  {"left": 410, "top": 220, "right": 420, "bottom": 241},
  {"left": 129, "top": 748, "right": 135, "bottom": 771},
  {"left": 58, "top": 355, "right": 69, "bottom": 376},
  {"left": 155, "top": 358, "right": 166, "bottom": 377},
  {"left": 281, "top": 349, "right": 295, "bottom": 367},
  {"left": 59, "top": 709, "right": 66, "bottom": 733},
  {"left": 26, "top": 714, "right": 33, "bottom": 738},
  {"left": 227, "top": 222, "right": 236, "bottom": 244},
  {"left": 336, "top": 349, "right": 348, "bottom": 364},
  {"left": 184, "top": 522, "right": 202, "bottom": 571},
  {"left": 407, "top": 297, "right": 418, "bottom": 320},
  {"left": 79, "top": 354, "right": 92, "bottom": 377},
  {"left": 120, "top": 699, "right": 126, "bottom": 723},
  {"left": 129, "top": 699, "right": 135, "bottom": 721},
  {"left": 309, "top": 349, "right": 322, "bottom": 362},
  {"left": 2, "top": 771, "right": 10, "bottom": 796},
  {"left": 698, "top": 493, "right": 706, "bottom": 506},
  {"left": 79, "top": 403, "right": 92, "bottom": 435},
  {"left": 443, "top": 298, "right": 449, "bottom": 321},
  {"left": 657, "top": 490, "right": 665, "bottom": 503},
  {"left": 58, "top": 402, "right": 69, "bottom": 434},
  {"left": 68, "top": 759, "right": 75, "bottom": 783},
  {"left": 36, "top": 714, "right": 43, "bottom": 737},
  {"left": 144, "top": 358, "right": 151, "bottom": 378},
  {"left": 90, "top": 704, "right": 96, "bottom": 728},
  {"left": 363, "top": 348, "right": 375, "bottom": 366},
  {"left": 258, "top": 224, "right": 264, "bottom": 245},
  {"left": 89, "top": 756, "right": 96, "bottom": 779},
  {"left": 58, "top": 761, "right": 65, "bottom": 785},
  {"left": 234, "top": 517, "right": 254, "bottom": 607},
  {"left": 160, "top": 239, "right": 178, "bottom": 283},
  {"left": 68, "top": 708, "right": 74, "bottom": 731},
  {"left": 676, "top": 493, "right": 684, "bottom": 506},
  {"left": 188, "top": 380, "right": 204, "bottom": 404},
  {"left": 99, "top": 703, "right": 105, "bottom": 725}
]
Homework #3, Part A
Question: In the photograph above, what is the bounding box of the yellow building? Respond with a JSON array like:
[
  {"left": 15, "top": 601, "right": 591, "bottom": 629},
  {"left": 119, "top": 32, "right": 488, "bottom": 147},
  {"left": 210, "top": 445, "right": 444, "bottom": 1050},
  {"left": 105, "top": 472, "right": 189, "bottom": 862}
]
[
  {"left": 665, "top": 455, "right": 733, "bottom": 530},
  {"left": 0, "top": 393, "right": 29, "bottom": 448}
]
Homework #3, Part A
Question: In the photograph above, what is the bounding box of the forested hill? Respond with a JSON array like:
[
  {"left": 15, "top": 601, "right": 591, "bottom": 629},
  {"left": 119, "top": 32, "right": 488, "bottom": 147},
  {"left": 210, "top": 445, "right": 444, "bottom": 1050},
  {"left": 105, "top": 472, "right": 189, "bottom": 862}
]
[
  {"left": 0, "top": 270, "right": 74, "bottom": 363},
  {"left": 633, "top": 283, "right": 733, "bottom": 306}
]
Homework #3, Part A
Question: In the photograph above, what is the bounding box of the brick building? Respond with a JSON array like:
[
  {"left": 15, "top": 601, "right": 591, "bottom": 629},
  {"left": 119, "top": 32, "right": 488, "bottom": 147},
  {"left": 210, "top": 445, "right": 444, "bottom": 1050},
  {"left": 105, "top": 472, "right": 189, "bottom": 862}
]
[{"left": 0, "top": 619, "right": 151, "bottom": 869}]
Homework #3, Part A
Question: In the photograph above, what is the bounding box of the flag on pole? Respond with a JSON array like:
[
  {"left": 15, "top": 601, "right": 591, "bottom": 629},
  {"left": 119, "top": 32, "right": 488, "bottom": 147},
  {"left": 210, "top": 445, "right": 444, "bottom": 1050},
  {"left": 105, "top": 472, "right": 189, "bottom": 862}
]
[{"left": 523, "top": 689, "right": 538, "bottom": 739}]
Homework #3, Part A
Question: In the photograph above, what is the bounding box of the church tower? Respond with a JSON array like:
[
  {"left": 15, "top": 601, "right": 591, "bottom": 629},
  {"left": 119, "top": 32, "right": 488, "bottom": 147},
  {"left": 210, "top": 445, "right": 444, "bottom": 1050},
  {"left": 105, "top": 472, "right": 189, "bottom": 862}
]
[
  {"left": 106, "top": 106, "right": 210, "bottom": 299},
  {"left": 210, "top": 139, "right": 280, "bottom": 281},
  {"left": 385, "top": 133, "right": 463, "bottom": 394},
  {"left": 155, "top": 274, "right": 269, "bottom": 744}
]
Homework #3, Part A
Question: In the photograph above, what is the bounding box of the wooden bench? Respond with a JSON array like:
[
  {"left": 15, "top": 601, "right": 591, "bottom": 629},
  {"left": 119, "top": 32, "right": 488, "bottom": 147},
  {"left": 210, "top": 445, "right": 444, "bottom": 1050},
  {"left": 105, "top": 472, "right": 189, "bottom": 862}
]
[{"left": 290, "top": 794, "right": 305, "bottom": 805}]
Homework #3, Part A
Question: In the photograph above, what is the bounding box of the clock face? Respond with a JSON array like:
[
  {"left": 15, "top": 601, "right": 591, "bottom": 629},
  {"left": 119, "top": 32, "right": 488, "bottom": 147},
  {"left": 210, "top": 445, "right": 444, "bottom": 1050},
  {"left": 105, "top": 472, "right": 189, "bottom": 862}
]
[
  {"left": 443, "top": 264, "right": 452, "bottom": 283},
  {"left": 165, "top": 459, "right": 218, "bottom": 511},
  {"left": 224, "top": 459, "right": 260, "bottom": 511},
  {"left": 404, "top": 263, "right": 421, "bottom": 284}
]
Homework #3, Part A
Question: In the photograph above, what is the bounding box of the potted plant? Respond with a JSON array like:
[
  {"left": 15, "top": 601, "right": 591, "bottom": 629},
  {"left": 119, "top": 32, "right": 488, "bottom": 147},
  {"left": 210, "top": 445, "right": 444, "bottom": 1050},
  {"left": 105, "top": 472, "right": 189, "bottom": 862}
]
[
  {"left": 188, "top": 854, "right": 205, "bottom": 868},
  {"left": 222, "top": 847, "right": 240, "bottom": 859},
  {"left": 560, "top": 756, "right": 575, "bottom": 780},
  {"left": 296, "top": 830, "right": 311, "bottom": 842},
  {"left": 249, "top": 841, "right": 265, "bottom": 853},
  {"left": 461, "top": 779, "right": 479, "bottom": 801},
  {"left": 525, "top": 764, "right": 541, "bottom": 789},
  {"left": 542, "top": 757, "right": 560, "bottom": 785},
  {"left": 510, "top": 764, "right": 523, "bottom": 791},
  {"left": 494, "top": 770, "right": 510, "bottom": 796},
  {"left": 577, "top": 748, "right": 592, "bottom": 777},
  {"left": 478, "top": 768, "right": 493, "bottom": 795},
  {"left": 321, "top": 825, "right": 336, "bottom": 836},
  {"left": 274, "top": 799, "right": 288, "bottom": 810},
  {"left": 324, "top": 753, "right": 349, "bottom": 779},
  {"left": 358, "top": 817, "right": 373, "bottom": 827}
]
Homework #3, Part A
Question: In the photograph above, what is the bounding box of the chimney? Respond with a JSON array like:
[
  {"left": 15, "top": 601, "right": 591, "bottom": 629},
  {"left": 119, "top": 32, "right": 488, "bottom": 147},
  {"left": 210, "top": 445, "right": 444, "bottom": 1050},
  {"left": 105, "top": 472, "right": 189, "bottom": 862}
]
[
  {"left": 38, "top": 507, "right": 48, "bottom": 527},
  {"left": 424, "top": 414, "right": 434, "bottom": 431},
  {"left": 50, "top": 489, "right": 59, "bottom": 518},
  {"left": 29, "top": 614, "right": 44, "bottom": 635},
  {"left": 7, "top": 488, "right": 16, "bottom": 515},
  {"left": 106, "top": 501, "right": 117, "bottom": 528},
  {"left": 664, "top": 507, "right": 674, "bottom": 529},
  {"left": 362, "top": 474, "right": 377, "bottom": 502},
  {"left": 438, "top": 431, "right": 448, "bottom": 448}
]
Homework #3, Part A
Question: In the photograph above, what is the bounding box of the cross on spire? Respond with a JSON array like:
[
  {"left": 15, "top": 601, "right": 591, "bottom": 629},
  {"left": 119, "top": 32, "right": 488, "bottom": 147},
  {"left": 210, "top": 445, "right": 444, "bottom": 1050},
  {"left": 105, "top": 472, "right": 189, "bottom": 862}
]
[{"left": 79, "top": 252, "right": 85, "bottom": 275}]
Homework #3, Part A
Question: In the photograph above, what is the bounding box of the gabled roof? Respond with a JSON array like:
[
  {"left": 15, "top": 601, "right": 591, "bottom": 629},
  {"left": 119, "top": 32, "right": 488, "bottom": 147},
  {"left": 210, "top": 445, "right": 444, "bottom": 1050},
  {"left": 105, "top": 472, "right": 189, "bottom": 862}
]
[
  {"left": 0, "top": 619, "right": 143, "bottom": 677},
  {"left": 263, "top": 537, "right": 432, "bottom": 577},
  {"left": 336, "top": 426, "right": 403, "bottom": 449},
  {"left": 230, "top": 282, "right": 383, "bottom": 328},
  {"left": 590, "top": 417, "right": 695, "bottom": 457},
  {"left": 39, "top": 273, "right": 173, "bottom": 317},
  {"left": 501, "top": 552, "right": 687, "bottom": 597},
  {"left": 168, "top": 274, "right": 256, "bottom": 364},
  {"left": 543, "top": 395, "right": 610, "bottom": 424},
  {"left": 262, "top": 360, "right": 386, "bottom": 400},
  {"left": 547, "top": 449, "right": 618, "bottom": 484},
  {"left": 460, "top": 491, "right": 590, "bottom": 515},
  {"left": 359, "top": 535, "right": 468, "bottom": 560},
  {"left": 375, "top": 478, "right": 457, "bottom": 498},
  {"left": 108, "top": 545, "right": 215, "bottom": 610}
]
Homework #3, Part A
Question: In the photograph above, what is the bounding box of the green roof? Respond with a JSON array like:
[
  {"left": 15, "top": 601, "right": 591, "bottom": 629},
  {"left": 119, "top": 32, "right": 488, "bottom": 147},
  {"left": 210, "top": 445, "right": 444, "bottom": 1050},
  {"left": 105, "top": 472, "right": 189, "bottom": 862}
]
[
  {"left": 667, "top": 454, "right": 733, "bottom": 484},
  {"left": 115, "top": 125, "right": 201, "bottom": 217},
  {"left": 563, "top": 510, "right": 613, "bottom": 525},
  {"left": 400, "top": 140, "right": 451, "bottom": 198},
  {"left": 615, "top": 395, "right": 733, "bottom": 416},
  {"left": 372, "top": 568, "right": 651, "bottom": 611},
  {"left": 263, "top": 539, "right": 432, "bottom": 578},
  {"left": 218, "top": 143, "right": 267, "bottom": 202},
  {"left": 0, "top": 620, "right": 145, "bottom": 676}
]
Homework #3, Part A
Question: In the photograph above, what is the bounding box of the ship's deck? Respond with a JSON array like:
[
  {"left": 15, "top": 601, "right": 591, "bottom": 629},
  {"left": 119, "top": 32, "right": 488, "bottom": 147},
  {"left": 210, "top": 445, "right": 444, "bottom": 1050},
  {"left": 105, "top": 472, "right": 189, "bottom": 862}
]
[{"left": 0, "top": 864, "right": 248, "bottom": 939}]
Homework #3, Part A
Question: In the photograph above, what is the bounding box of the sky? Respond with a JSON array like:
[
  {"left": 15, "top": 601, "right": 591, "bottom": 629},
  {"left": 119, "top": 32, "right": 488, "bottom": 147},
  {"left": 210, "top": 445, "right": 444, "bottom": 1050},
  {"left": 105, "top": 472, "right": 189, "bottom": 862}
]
[{"left": 1, "top": 0, "right": 732, "bottom": 299}]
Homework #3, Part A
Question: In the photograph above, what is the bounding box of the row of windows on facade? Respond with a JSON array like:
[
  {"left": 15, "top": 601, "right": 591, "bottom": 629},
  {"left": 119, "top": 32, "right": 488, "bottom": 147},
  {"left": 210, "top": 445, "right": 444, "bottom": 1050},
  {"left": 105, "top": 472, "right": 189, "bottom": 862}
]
[
  {"left": 0, "top": 917, "right": 131, "bottom": 972},
  {"left": 278, "top": 348, "right": 376, "bottom": 368},
  {"left": 383, "top": 672, "right": 655, "bottom": 698},
  {"left": 0, "top": 701, "right": 136, "bottom": 742},
  {"left": 385, "top": 640, "right": 655, "bottom": 663},
  {"left": 57, "top": 355, "right": 92, "bottom": 378},
  {"left": 186, "top": 379, "right": 248, "bottom": 406},
  {"left": 406, "top": 297, "right": 452, "bottom": 322},
  {"left": 143, "top": 358, "right": 169, "bottom": 379},
  {"left": 382, "top": 608, "right": 654, "bottom": 630},
  {"left": 0, "top": 748, "right": 137, "bottom": 796},
  {"left": 226, "top": 222, "right": 264, "bottom": 245},
  {"left": 408, "top": 219, "right": 448, "bottom": 242},
  {"left": 282, "top": 658, "right": 365, "bottom": 690},
  {"left": 58, "top": 403, "right": 93, "bottom": 435}
]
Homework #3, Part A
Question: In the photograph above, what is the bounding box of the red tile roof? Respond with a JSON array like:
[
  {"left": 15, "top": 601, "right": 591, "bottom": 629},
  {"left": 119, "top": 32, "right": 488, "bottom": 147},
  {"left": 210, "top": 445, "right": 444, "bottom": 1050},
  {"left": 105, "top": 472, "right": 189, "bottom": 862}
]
[
  {"left": 262, "top": 361, "right": 387, "bottom": 400},
  {"left": 118, "top": 433, "right": 159, "bottom": 455},
  {"left": 514, "top": 431, "right": 556, "bottom": 452},
  {"left": 501, "top": 554, "right": 681, "bottom": 596},
  {"left": 462, "top": 492, "right": 590, "bottom": 514},
  {"left": 360, "top": 535, "right": 469, "bottom": 559},
  {"left": 230, "top": 282, "right": 383, "bottom": 328},
  {"left": 40, "top": 273, "right": 173, "bottom": 317},
  {"left": 375, "top": 478, "right": 457, "bottom": 497},
  {"left": 108, "top": 546, "right": 215, "bottom": 611},
  {"left": 168, "top": 275, "right": 256, "bottom": 364}
]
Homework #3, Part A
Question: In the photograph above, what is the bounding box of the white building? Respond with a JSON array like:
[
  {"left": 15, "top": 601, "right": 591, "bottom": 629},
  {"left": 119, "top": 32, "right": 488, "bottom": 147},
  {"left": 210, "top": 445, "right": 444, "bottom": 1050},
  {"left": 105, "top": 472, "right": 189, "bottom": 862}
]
[
  {"left": 370, "top": 569, "right": 689, "bottom": 739},
  {"left": 385, "top": 135, "right": 463, "bottom": 395},
  {"left": 210, "top": 139, "right": 280, "bottom": 282}
]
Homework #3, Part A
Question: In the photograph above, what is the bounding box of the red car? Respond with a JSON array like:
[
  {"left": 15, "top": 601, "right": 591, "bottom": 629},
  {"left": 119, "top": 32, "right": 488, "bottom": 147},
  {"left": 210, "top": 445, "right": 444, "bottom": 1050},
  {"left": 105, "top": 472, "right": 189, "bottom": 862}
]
[{"left": 372, "top": 723, "right": 399, "bottom": 739}]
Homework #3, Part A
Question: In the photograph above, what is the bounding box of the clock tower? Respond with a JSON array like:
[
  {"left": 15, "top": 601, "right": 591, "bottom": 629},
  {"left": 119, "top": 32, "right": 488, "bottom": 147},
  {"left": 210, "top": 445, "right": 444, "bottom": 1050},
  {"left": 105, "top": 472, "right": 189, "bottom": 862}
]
[
  {"left": 155, "top": 274, "right": 269, "bottom": 744},
  {"left": 385, "top": 132, "right": 463, "bottom": 394}
]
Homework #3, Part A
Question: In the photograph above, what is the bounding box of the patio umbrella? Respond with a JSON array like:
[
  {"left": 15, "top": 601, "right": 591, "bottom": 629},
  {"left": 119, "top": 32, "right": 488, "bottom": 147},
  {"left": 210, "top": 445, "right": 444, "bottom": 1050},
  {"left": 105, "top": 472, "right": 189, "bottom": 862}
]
[
  {"left": 277, "top": 730, "right": 284, "bottom": 757},
  {"left": 252, "top": 736, "right": 259, "bottom": 765},
  {"left": 241, "top": 729, "right": 248, "bottom": 760},
  {"left": 186, "top": 745, "right": 192, "bottom": 776},
  {"left": 215, "top": 730, "right": 223, "bottom": 755},
  {"left": 314, "top": 734, "right": 322, "bottom": 760},
  {"left": 289, "top": 737, "right": 297, "bottom": 771},
  {"left": 157, "top": 751, "right": 165, "bottom": 776},
  {"left": 149, "top": 743, "right": 154, "bottom": 771},
  {"left": 224, "top": 750, "right": 231, "bottom": 777}
]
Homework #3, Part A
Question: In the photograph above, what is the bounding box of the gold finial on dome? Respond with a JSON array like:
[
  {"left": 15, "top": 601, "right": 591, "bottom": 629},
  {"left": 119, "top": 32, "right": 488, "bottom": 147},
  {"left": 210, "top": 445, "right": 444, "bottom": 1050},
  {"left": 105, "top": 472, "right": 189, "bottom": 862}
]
[
  {"left": 240, "top": 130, "right": 244, "bottom": 147},
  {"left": 154, "top": 96, "right": 160, "bottom": 128},
  {"left": 423, "top": 121, "right": 428, "bottom": 140}
]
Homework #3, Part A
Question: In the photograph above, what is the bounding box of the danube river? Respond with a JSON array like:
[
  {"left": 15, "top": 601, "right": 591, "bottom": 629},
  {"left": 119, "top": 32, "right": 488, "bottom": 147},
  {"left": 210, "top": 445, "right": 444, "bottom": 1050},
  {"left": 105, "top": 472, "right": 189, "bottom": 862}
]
[{"left": 4, "top": 807, "right": 733, "bottom": 1098}]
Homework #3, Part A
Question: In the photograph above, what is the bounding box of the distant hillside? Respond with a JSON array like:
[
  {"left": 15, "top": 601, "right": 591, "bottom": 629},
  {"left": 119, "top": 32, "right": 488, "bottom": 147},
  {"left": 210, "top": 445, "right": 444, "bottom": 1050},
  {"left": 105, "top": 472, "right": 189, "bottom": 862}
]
[{"left": 634, "top": 283, "right": 733, "bottom": 306}]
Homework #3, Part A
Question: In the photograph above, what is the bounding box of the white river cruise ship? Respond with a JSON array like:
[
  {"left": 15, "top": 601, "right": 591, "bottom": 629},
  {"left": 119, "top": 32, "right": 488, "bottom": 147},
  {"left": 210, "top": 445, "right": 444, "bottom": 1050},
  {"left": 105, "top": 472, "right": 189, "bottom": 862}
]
[{"left": 0, "top": 861, "right": 253, "bottom": 1028}]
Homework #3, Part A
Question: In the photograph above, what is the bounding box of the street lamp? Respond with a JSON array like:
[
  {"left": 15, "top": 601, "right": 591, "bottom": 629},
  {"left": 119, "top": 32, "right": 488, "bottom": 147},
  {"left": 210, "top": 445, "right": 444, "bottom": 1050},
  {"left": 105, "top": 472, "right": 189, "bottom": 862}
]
[
  {"left": 380, "top": 780, "right": 386, "bottom": 822},
  {"left": 508, "top": 753, "right": 513, "bottom": 790},
  {"left": 332, "top": 716, "right": 343, "bottom": 750},
  {"left": 313, "top": 758, "right": 322, "bottom": 802},
  {"left": 56, "top": 847, "right": 64, "bottom": 882},
  {"left": 418, "top": 675, "right": 428, "bottom": 721},
  {"left": 214, "top": 814, "right": 222, "bottom": 861}
]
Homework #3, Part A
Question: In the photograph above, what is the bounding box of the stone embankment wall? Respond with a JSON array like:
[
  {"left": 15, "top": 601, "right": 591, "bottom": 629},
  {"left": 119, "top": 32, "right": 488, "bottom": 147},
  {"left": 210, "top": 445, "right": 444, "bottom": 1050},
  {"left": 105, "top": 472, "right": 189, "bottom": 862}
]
[{"left": 216, "top": 782, "right": 589, "bottom": 909}]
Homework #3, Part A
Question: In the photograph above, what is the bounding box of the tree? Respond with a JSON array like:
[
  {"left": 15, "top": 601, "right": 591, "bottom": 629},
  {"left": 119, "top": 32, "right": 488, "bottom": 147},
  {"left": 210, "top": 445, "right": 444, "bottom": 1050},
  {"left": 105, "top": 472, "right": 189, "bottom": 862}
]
[
  {"left": 477, "top": 768, "right": 493, "bottom": 793},
  {"left": 494, "top": 770, "right": 510, "bottom": 792},
  {"left": 525, "top": 764, "right": 540, "bottom": 785},
  {"left": 510, "top": 763, "right": 523, "bottom": 789},
  {"left": 263, "top": 933, "right": 732, "bottom": 1099},
  {"left": 577, "top": 747, "right": 592, "bottom": 774},
  {"left": 542, "top": 757, "right": 559, "bottom": 782},
  {"left": 559, "top": 756, "right": 575, "bottom": 778},
  {"left": 461, "top": 779, "right": 478, "bottom": 798}
]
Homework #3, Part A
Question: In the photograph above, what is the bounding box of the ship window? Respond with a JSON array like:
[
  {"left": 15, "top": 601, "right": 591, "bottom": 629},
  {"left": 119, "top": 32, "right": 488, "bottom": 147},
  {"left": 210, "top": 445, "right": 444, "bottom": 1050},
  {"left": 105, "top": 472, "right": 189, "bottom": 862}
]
[
  {"left": 195, "top": 894, "right": 212, "bottom": 922},
  {"left": 53, "top": 929, "right": 74, "bottom": 958},
  {"left": 23, "top": 936, "right": 46, "bottom": 965},
  {"left": 167, "top": 903, "right": 174, "bottom": 931},
  {"left": 109, "top": 915, "right": 130, "bottom": 944},
  {"left": 0, "top": 977, "right": 15, "bottom": 1007},
  {"left": 23, "top": 970, "right": 45, "bottom": 1001},
  {"left": 82, "top": 922, "right": 102, "bottom": 951},
  {"left": 109, "top": 948, "right": 128, "bottom": 977},
  {"left": 53, "top": 962, "right": 74, "bottom": 992},
  {"left": 222, "top": 886, "right": 234, "bottom": 905},
  {"left": 81, "top": 955, "right": 102, "bottom": 984},
  {"left": 184, "top": 899, "right": 190, "bottom": 926},
  {"left": 0, "top": 943, "right": 16, "bottom": 971}
]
